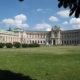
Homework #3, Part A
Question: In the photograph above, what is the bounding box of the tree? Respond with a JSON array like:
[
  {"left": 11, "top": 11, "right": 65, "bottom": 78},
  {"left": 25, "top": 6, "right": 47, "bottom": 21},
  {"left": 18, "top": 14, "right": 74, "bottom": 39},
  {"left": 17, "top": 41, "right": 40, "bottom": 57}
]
[
  {"left": 19, "top": 0, "right": 24, "bottom": 2},
  {"left": 18, "top": 0, "right": 80, "bottom": 18},
  {"left": 58, "top": 0, "right": 80, "bottom": 18}
]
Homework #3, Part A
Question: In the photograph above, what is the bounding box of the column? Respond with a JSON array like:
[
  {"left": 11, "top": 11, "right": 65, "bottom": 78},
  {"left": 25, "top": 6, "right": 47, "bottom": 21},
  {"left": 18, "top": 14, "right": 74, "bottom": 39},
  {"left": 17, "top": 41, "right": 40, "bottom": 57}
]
[{"left": 52, "top": 39, "right": 53, "bottom": 45}]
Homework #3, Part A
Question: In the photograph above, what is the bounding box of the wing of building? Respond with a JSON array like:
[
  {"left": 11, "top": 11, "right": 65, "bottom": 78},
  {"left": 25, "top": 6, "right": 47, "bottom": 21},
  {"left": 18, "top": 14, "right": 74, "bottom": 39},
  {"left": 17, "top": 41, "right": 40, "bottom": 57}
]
[{"left": 0, "top": 26, "right": 80, "bottom": 45}]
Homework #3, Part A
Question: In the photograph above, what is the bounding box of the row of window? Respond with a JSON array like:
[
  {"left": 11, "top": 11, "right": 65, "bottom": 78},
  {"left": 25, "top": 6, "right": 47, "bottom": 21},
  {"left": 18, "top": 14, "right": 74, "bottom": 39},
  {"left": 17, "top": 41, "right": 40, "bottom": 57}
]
[
  {"left": 24, "top": 40, "right": 46, "bottom": 44},
  {"left": 62, "top": 33, "right": 80, "bottom": 38},
  {"left": 25, "top": 34, "right": 46, "bottom": 38},
  {"left": 0, "top": 36, "right": 20, "bottom": 43},
  {"left": 62, "top": 35, "right": 79, "bottom": 38},
  {"left": 62, "top": 40, "right": 80, "bottom": 45}
]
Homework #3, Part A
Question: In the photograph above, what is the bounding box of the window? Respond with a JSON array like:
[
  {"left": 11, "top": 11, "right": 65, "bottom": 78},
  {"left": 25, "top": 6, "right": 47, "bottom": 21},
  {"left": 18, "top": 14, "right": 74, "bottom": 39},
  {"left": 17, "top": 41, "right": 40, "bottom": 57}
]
[
  {"left": 38, "top": 40, "right": 39, "bottom": 44},
  {"left": 41, "top": 41, "right": 42, "bottom": 44}
]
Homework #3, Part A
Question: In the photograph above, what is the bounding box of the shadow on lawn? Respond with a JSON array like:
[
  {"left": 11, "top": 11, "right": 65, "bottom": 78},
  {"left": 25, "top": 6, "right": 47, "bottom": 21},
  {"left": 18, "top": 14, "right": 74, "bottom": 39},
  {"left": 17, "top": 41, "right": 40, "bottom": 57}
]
[{"left": 0, "top": 69, "right": 37, "bottom": 80}]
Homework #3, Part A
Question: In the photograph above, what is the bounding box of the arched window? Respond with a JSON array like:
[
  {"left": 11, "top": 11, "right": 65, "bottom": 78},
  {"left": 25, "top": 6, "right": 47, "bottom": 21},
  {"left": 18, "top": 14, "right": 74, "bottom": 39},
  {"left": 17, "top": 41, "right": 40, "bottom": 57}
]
[
  {"left": 62, "top": 40, "right": 63, "bottom": 45},
  {"left": 30, "top": 40, "right": 31, "bottom": 44},
  {"left": 38, "top": 40, "right": 39, "bottom": 44},
  {"left": 64, "top": 41, "right": 66, "bottom": 45},
  {"left": 32, "top": 40, "right": 34, "bottom": 43},
  {"left": 44, "top": 41, "right": 45, "bottom": 44},
  {"left": 41, "top": 41, "right": 42, "bottom": 44}
]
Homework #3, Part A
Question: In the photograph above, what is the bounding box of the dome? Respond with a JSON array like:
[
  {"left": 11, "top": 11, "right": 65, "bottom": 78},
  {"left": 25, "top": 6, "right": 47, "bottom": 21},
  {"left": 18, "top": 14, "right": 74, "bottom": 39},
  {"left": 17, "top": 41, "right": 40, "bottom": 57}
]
[{"left": 13, "top": 27, "right": 23, "bottom": 32}]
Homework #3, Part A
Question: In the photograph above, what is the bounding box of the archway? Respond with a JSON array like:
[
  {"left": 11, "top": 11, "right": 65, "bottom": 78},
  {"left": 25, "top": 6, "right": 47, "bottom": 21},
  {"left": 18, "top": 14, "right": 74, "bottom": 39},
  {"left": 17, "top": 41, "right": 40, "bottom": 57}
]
[{"left": 53, "top": 39, "right": 55, "bottom": 45}]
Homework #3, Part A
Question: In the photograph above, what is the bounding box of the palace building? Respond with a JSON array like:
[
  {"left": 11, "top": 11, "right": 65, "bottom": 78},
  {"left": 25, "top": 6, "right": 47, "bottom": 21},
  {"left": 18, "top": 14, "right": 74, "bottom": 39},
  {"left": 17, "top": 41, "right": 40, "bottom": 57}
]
[{"left": 0, "top": 26, "right": 80, "bottom": 45}]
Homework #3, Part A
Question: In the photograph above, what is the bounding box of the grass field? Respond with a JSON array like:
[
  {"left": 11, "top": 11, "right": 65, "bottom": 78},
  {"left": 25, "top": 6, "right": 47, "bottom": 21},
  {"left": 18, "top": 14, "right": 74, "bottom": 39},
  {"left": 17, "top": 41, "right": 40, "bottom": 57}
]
[{"left": 0, "top": 46, "right": 80, "bottom": 80}]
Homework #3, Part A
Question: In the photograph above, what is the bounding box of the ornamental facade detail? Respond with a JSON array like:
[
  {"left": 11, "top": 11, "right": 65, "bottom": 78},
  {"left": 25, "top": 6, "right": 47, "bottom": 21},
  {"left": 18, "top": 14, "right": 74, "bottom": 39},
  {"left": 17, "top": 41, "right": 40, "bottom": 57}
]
[{"left": 0, "top": 27, "right": 80, "bottom": 45}]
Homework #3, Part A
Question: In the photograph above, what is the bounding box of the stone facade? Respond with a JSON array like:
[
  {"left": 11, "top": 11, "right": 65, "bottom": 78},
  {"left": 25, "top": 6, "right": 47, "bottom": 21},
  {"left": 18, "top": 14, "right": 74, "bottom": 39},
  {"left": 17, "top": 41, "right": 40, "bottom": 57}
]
[
  {"left": 0, "top": 27, "right": 80, "bottom": 45},
  {"left": 61, "top": 29, "right": 80, "bottom": 45}
]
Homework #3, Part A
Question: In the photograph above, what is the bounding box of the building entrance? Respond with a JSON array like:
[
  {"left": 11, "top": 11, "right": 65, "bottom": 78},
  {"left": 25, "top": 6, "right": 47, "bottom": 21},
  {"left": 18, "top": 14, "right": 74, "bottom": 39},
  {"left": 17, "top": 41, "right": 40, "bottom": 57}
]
[
  {"left": 51, "top": 39, "right": 56, "bottom": 45},
  {"left": 53, "top": 39, "right": 55, "bottom": 45}
]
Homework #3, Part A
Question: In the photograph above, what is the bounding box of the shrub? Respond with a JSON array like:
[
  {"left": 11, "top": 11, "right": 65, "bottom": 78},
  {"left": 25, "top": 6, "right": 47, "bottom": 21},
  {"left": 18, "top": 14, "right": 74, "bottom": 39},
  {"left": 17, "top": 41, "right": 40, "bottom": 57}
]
[
  {"left": 13, "top": 42, "right": 21, "bottom": 48},
  {"left": 28, "top": 43, "right": 40, "bottom": 47},
  {"left": 33, "top": 43, "right": 40, "bottom": 47},
  {"left": 28, "top": 44, "right": 33, "bottom": 47},
  {"left": 6, "top": 43, "right": 13, "bottom": 48},
  {"left": 22, "top": 44, "right": 28, "bottom": 48},
  {"left": 0, "top": 43, "right": 5, "bottom": 48}
]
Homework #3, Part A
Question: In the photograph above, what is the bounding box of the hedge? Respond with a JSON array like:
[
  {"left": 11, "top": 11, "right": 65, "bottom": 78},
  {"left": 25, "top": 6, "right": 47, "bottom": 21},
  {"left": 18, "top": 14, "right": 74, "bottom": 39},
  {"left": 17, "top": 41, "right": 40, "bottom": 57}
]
[
  {"left": 0, "top": 42, "right": 40, "bottom": 48},
  {"left": 22, "top": 44, "right": 28, "bottom": 48},
  {"left": 0, "top": 43, "right": 5, "bottom": 48},
  {"left": 6, "top": 43, "right": 13, "bottom": 48},
  {"left": 13, "top": 42, "right": 21, "bottom": 48},
  {"left": 28, "top": 43, "right": 40, "bottom": 47}
]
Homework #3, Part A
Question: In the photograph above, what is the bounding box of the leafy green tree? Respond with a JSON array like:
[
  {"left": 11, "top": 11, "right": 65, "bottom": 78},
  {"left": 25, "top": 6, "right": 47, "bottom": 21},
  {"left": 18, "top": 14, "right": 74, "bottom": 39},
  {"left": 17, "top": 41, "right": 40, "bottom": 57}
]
[
  {"left": 58, "top": 0, "right": 80, "bottom": 18},
  {"left": 19, "top": 0, "right": 24, "bottom": 2},
  {"left": 18, "top": 0, "right": 80, "bottom": 18}
]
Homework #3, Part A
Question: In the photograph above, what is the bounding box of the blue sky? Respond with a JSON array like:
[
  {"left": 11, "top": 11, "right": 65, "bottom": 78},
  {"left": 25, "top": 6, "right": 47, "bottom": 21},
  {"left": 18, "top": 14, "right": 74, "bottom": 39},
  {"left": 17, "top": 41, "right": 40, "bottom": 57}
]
[{"left": 0, "top": 0, "right": 80, "bottom": 31}]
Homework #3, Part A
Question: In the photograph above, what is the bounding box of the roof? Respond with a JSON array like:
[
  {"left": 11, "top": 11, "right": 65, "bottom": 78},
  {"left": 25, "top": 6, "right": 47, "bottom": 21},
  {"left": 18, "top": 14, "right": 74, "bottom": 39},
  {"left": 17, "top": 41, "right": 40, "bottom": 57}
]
[{"left": 0, "top": 29, "right": 18, "bottom": 36}]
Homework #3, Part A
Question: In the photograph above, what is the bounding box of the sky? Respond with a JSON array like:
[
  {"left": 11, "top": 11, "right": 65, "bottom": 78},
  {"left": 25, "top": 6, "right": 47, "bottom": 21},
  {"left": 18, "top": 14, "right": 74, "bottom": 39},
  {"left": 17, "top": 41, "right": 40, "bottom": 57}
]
[{"left": 0, "top": 0, "right": 80, "bottom": 31}]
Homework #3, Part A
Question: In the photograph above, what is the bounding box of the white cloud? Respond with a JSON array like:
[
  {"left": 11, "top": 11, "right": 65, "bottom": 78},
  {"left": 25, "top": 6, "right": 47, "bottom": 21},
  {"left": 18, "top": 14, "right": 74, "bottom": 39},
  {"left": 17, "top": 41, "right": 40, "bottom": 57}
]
[
  {"left": 57, "top": 10, "right": 69, "bottom": 18},
  {"left": 3, "top": 19, "right": 14, "bottom": 26},
  {"left": 35, "top": 8, "right": 52, "bottom": 13},
  {"left": 36, "top": 8, "right": 43, "bottom": 12},
  {"left": 49, "top": 16, "right": 59, "bottom": 22},
  {"left": 70, "top": 18, "right": 80, "bottom": 24},
  {"left": 2, "top": 14, "right": 29, "bottom": 28},
  {"left": 62, "top": 21, "right": 68, "bottom": 25},
  {"left": 60, "top": 27, "right": 64, "bottom": 31},
  {"left": 15, "top": 14, "right": 27, "bottom": 22},
  {"left": 70, "top": 18, "right": 80, "bottom": 29},
  {"left": 34, "top": 22, "right": 51, "bottom": 31}
]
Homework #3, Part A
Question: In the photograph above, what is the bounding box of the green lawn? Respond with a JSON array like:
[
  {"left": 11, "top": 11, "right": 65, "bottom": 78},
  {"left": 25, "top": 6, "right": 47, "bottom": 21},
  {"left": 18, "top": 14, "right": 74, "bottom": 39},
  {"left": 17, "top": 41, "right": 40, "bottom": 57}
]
[{"left": 0, "top": 46, "right": 80, "bottom": 80}]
